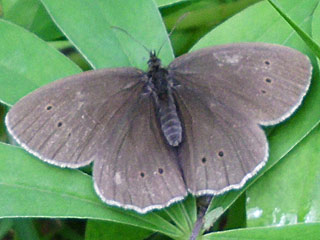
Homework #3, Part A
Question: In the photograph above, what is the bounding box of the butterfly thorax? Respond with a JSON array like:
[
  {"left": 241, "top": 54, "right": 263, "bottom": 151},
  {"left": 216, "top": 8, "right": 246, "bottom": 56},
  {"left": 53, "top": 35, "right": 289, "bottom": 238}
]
[{"left": 145, "top": 51, "right": 183, "bottom": 147}]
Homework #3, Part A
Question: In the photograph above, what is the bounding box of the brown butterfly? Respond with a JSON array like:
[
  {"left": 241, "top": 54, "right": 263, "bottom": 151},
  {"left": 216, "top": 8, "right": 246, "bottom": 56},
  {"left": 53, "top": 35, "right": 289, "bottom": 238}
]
[{"left": 6, "top": 43, "right": 311, "bottom": 213}]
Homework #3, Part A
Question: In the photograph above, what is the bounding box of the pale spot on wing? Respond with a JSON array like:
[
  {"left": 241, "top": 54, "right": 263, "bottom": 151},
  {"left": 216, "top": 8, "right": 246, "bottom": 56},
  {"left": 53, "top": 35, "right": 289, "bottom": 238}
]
[
  {"left": 225, "top": 55, "right": 241, "bottom": 64},
  {"left": 213, "top": 52, "right": 243, "bottom": 66},
  {"left": 114, "top": 172, "right": 122, "bottom": 185}
]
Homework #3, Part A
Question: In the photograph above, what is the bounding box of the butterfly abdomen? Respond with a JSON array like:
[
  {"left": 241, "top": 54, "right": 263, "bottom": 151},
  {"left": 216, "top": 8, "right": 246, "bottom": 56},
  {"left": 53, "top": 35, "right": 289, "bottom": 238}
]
[
  {"left": 147, "top": 51, "right": 182, "bottom": 146},
  {"left": 158, "top": 95, "right": 182, "bottom": 147}
]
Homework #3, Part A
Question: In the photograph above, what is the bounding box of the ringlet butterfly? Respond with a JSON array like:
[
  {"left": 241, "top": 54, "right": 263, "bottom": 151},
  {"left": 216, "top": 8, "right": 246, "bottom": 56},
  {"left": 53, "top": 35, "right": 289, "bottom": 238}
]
[{"left": 5, "top": 39, "right": 311, "bottom": 213}]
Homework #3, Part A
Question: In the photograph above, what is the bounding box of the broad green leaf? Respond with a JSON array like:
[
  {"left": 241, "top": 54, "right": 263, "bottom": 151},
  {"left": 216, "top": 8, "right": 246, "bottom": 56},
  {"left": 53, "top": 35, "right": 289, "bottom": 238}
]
[
  {"left": 13, "top": 219, "right": 40, "bottom": 240},
  {"left": 0, "top": 219, "right": 13, "bottom": 239},
  {"left": 1, "top": 0, "right": 62, "bottom": 40},
  {"left": 267, "top": 0, "right": 320, "bottom": 59},
  {"left": 247, "top": 121, "right": 320, "bottom": 226},
  {"left": 162, "top": 196, "right": 197, "bottom": 236},
  {"left": 0, "top": 19, "right": 81, "bottom": 106},
  {"left": 201, "top": 222, "right": 320, "bottom": 240},
  {"left": 40, "top": 0, "right": 174, "bottom": 69},
  {"left": 85, "top": 220, "right": 152, "bottom": 240},
  {"left": 192, "top": 0, "right": 317, "bottom": 52},
  {"left": 156, "top": 0, "right": 186, "bottom": 8},
  {"left": 161, "top": 0, "right": 262, "bottom": 55},
  {"left": 312, "top": 0, "right": 320, "bottom": 56}
]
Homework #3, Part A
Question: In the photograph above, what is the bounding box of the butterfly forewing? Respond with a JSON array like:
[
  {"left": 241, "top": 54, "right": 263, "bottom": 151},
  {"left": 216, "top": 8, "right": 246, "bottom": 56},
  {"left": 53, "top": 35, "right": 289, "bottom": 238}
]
[
  {"left": 169, "top": 43, "right": 312, "bottom": 126},
  {"left": 6, "top": 68, "right": 144, "bottom": 167}
]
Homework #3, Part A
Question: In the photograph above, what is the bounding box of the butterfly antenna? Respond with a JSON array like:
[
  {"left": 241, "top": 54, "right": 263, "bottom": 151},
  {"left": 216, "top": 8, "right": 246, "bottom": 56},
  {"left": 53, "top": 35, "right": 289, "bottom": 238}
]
[
  {"left": 157, "top": 12, "right": 190, "bottom": 56},
  {"left": 111, "top": 26, "right": 150, "bottom": 53}
]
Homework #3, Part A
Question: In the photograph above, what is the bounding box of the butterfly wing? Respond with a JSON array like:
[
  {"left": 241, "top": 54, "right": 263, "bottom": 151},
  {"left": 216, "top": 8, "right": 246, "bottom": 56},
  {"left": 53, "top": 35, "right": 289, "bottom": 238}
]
[
  {"left": 6, "top": 68, "right": 187, "bottom": 212},
  {"left": 169, "top": 43, "right": 312, "bottom": 125},
  {"left": 6, "top": 68, "right": 144, "bottom": 167},
  {"left": 174, "top": 85, "right": 267, "bottom": 194},
  {"left": 93, "top": 93, "right": 186, "bottom": 213},
  {"left": 169, "top": 43, "right": 311, "bottom": 195}
]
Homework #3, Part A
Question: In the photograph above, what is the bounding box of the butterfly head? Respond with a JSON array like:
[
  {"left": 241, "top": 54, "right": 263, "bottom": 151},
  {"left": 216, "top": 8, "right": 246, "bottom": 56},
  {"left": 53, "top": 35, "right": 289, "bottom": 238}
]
[
  {"left": 148, "top": 50, "right": 162, "bottom": 70},
  {"left": 146, "top": 51, "right": 171, "bottom": 96}
]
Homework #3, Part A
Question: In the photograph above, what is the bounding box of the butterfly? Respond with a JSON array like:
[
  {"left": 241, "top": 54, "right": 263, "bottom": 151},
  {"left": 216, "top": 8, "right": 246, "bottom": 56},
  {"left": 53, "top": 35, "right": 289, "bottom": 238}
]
[{"left": 6, "top": 42, "right": 311, "bottom": 213}]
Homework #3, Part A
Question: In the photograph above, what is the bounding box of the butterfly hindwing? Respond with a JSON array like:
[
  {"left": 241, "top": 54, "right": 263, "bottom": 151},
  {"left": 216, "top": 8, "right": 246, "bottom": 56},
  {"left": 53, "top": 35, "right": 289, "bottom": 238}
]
[
  {"left": 93, "top": 92, "right": 187, "bottom": 213},
  {"left": 174, "top": 85, "right": 267, "bottom": 194}
]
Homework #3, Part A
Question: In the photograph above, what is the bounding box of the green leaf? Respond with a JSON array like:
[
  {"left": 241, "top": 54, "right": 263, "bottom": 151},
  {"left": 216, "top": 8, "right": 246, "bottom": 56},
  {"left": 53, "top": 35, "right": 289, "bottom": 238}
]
[
  {"left": 85, "top": 220, "right": 152, "bottom": 240},
  {"left": 161, "top": 0, "right": 262, "bottom": 55},
  {"left": 192, "top": 0, "right": 317, "bottom": 51},
  {"left": 201, "top": 222, "right": 320, "bottom": 240},
  {"left": 267, "top": 0, "right": 320, "bottom": 60},
  {"left": 162, "top": 195, "right": 197, "bottom": 236},
  {"left": 156, "top": 0, "right": 186, "bottom": 8},
  {"left": 1, "top": 0, "right": 63, "bottom": 40},
  {"left": 13, "top": 219, "right": 40, "bottom": 240},
  {"left": 40, "top": 0, "right": 174, "bottom": 69},
  {"left": 312, "top": 0, "right": 320, "bottom": 58},
  {"left": 247, "top": 121, "right": 320, "bottom": 226},
  {"left": 0, "top": 19, "right": 82, "bottom": 106},
  {"left": 0, "top": 219, "right": 14, "bottom": 239}
]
